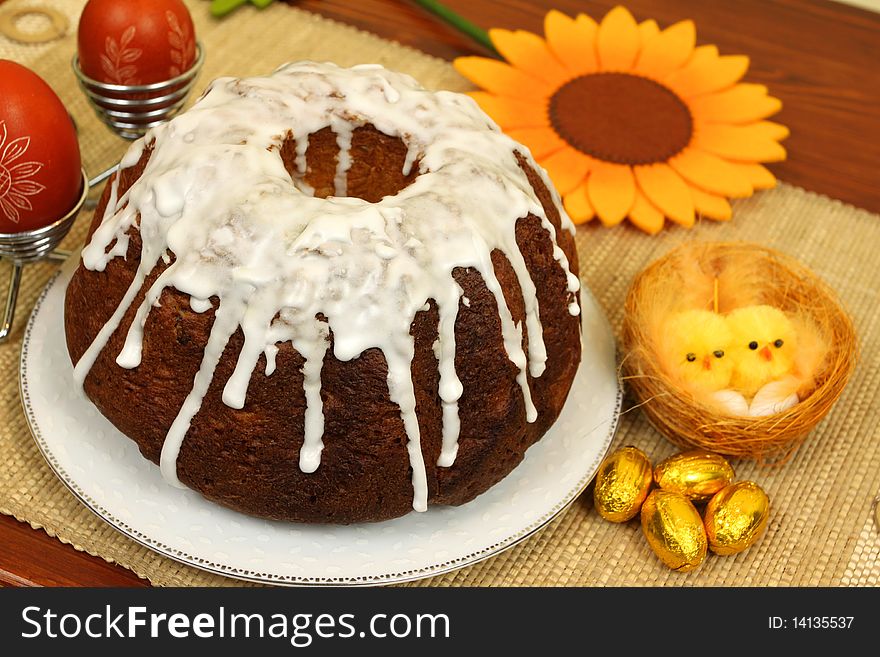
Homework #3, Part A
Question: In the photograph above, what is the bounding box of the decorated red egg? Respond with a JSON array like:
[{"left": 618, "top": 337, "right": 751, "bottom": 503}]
[
  {"left": 0, "top": 60, "right": 82, "bottom": 233},
  {"left": 77, "top": 0, "right": 197, "bottom": 85}
]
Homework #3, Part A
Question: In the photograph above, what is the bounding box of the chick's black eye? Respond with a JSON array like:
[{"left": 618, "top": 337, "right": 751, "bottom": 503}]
[
  {"left": 686, "top": 353, "right": 696, "bottom": 362},
  {"left": 748, "top": 341, "right": 759, "bottom": 350},
  {"left": 774, "top": 339, "right": 784, "bottom": 348},
  {"left": 713, "top": 350, "right": 724, "bottom": 358}
]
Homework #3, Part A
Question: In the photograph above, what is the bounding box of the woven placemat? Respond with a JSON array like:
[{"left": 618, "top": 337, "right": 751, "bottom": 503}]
[{"left": 1, "top": 0, "right": 877, "bottom": 587}]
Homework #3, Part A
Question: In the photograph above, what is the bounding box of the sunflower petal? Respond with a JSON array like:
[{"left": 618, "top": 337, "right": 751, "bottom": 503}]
[
  {"left": 693, "top": 123, "right": 787, "bottom": 162},
  {"left": 489, "top": 28, "right": 572, "bottom": 87},
  {"left": 543, "top": 10, "right": 599, "bottom": 75},
  {"left": 669, "top": 148, "right": 753, "bottom": 198},
  {"left": 634, "top": 20, "right": 696, "bottom": 78},
  {"left": 690, "top": 186, "right": 732, "bottom": 221},
  {"left": 563, "top": 180, "right": 595, "bottom": 224},
  {"left": 754, "top": 120, "right": 790, "bottom": 141},
  {"left": 597, "top": 6, "right": 640, "bottom": 71},
  {"left": 732, "top": 162, "right": 777, "bottom": 189},
  {"left": 468, "top": 92, "right": 548, "bottom": 129},
  {"left": 664, "top": 47, "right": 749, "bottom": 97},
  {"left": 540, "top": 148, "right": 592, "bottom": 195},
  {"left": 638, "top": 19, "right": 660, "bottom": 44},
  {"left": 628, "top": 189, "right": 665, "bottom": 234},
  {"left": 587, "top": 162, "right": 636, "bottom": 226},
  {"left": 634, "top": 163, "right": 695, "bottom": 226},
  {"left": 689, "top": 84, "right": 782, "bottom": 124},
  {"left": 453, "top": 57, "right": 553, "bottom": 100},
  {"left": 506, "top": 127, "right": 567, "bottom": 159}
]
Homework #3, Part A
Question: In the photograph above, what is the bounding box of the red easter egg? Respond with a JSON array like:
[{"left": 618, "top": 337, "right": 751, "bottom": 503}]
[
  {"left": 77, "top": 0, "right": 197, "bottom": 85},
  {"left": 0, "top": 61, "right": 82, "bottom": 234}
]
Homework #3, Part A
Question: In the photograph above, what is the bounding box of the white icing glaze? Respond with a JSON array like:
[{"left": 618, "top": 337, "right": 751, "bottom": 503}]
[
  {"left": 75, "top": 62, "right": 580, "bottom": 512},
  {"left": 190, "top": 297, "right": 212, "bottom": 313}
]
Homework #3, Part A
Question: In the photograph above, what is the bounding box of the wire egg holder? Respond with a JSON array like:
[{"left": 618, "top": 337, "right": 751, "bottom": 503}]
[
  {"left": 0, "top": 45, "right": 205, "bottom": 343},
  {"left": 73, "top": 42, "right": 205, "bottom": 188},
  {"left": 0, "top": 170, "right": 88, "bottom": 341}
]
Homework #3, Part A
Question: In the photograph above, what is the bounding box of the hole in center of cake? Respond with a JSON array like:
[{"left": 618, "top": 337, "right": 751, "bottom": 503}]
[
  {"left": 549, "top": 72, "right": 693, "bottom": 165},
  {"left": 280, "top": 125, "right": 419, "bottom": 202}
]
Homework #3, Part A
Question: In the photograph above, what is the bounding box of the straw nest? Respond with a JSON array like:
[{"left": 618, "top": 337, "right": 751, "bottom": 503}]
[{"left": 622, "top": 241, "right": 857, "bottom": 463}]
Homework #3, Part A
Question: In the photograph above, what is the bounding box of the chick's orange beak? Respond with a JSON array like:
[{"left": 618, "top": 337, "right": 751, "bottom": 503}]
[
  {"left": 702, "top": 355, "right": 712, "bottom": 370},
  {"left": 760, "top": 346, "right": 773, "bottom": 361}
]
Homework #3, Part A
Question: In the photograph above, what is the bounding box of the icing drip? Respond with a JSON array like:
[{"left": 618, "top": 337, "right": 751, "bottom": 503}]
[
  {"left": 297, "top": 322, "right": 329, "bottom": 473},
  {"left": 264, "top": 343, "right": 278, "bottom": 375},
  {"left": 271, "top": 311, "right": 330, "bottom": 474},
  {"left": 402, "top": 146, "right": 418, "bottom": 178},
  {"left": 331, "top": 116, "right": 354, "bottom": 197},
  {"left": 161, "top": 296, "right": 245, "bottom": 487},
  {"left": 294, "top": 136, "right": 308, "bottom": 176},
  {"left": 436, "top": 282, "right": 463, "bottom": 468},
  {"left": 75, "top": 62, "right": 581, "bottom": 511},
  {"left": 386, "top": 335, "right": 428, "bottom": 512},
  {"left": 292, "top": 135, "right": 315, "bottom": 197}
]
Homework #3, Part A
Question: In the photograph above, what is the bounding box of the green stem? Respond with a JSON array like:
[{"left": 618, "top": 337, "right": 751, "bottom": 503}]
[
  {"left": 210, "top": 0, "right": 247, "bottom": 17},
  {"left": 411, "top": 0, "right": 498, "bottom": 54}
]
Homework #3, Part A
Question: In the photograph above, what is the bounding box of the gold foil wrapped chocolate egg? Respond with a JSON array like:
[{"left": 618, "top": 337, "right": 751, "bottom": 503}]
[
  {"left": 593, "top": 446, "right": 653, "bottom": 522},
  {"left": 641, "top": 490, "right": 707, "bottom": 572},
  {"left": 704, "top": 481, "right": 770, "bottom": 555},
  {"left": 654, "top": 450, "right": 735, "bottom": 502}
]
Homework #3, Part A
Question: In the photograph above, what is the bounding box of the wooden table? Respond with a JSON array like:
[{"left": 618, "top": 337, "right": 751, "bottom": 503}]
[{"left": 1, "top": 0, "right": 878, "bottom": 587}]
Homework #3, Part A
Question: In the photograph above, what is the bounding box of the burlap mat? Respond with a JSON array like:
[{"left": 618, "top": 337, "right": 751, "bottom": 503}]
[{"left": 1, "top": 0, "right": 877, "bottom": 587}]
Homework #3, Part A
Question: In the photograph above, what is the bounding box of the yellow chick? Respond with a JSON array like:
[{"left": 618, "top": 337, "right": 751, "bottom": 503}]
[
  {"left": 660, "top": 310, "right": 735, "bottom": 393},
  {"left": 727, "top": 305, "right": 797, "bottom": 398}
]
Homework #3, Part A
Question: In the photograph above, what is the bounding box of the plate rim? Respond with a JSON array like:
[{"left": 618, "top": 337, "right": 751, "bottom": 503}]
[{"left": 20, "top": 267, "right": 622, "bottom": 586}]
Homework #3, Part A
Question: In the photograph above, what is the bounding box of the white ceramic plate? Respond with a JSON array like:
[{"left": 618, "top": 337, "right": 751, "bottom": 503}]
[{"left": 21, "top": 258, "right": 621, "bottom": 585}]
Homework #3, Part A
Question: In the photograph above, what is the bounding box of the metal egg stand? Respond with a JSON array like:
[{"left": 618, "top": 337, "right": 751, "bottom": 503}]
[{"left": 0, "top": 44, "right": 204, "bottom": 343}]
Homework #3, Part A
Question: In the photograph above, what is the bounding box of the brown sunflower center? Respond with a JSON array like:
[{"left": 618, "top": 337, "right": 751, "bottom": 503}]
[{"left": 549, "top": 72, "right": 693, "bottom": 165}]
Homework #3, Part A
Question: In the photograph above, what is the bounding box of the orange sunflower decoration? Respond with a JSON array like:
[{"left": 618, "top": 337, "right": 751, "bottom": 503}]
[{"left": 454, "top": 6, "right": 788, "bottom": 234}]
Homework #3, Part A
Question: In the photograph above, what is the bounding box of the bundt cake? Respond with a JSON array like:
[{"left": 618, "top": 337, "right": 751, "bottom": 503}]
[{"left": 64, "top": 62, "right": 583, "bottom": 523}]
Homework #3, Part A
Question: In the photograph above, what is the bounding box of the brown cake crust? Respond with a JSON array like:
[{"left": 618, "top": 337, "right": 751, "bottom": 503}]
[{"left": 64, "top": 125, "right": 581, "bottom": 523}]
